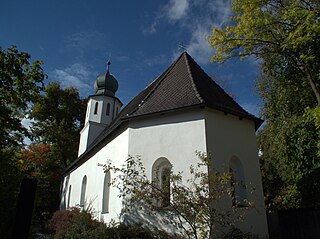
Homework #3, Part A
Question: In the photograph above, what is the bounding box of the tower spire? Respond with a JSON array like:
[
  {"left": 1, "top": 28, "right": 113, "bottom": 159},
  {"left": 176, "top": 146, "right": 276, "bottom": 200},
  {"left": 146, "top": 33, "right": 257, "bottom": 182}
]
[
  {"left": 94, "top": 59, "right": 118, "bottom": 97},
  {"left": 106, "top": 53, "right": 111, "bottom": 73},
  {"left": 107, "top": 60, "right": 111, "bottom": 73},
  {"left": 78, "top": 59, "right": 122, "bottom": 156}
]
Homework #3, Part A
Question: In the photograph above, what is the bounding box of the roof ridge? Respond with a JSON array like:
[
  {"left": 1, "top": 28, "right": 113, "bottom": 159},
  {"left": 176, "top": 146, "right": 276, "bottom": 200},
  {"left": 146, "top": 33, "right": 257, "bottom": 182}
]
[
  {"left": 183, "top": 52, "right": 204, "bottom": 103},
  {"left": 127, "top": 53, "right": 185, "bottom": 116},
  {"left": 184, "top": 52, "right": 253, "bottom": 115}
]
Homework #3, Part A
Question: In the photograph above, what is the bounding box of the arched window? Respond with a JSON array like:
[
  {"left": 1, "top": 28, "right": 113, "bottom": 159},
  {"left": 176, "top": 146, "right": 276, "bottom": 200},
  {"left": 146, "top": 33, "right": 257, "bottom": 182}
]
[
  {"left": 229, "top": 156, "right": 247, "bottom": 206},
  {"left": 102, "top": 171, "right": 111, "bottom": 213},
  {"left": 67, "top": 185, "right": 72, "bottom": 209},
  {"left": 80, "top": 175, "right": 87, "bottom": 207},
  {"left": 94, "top": 102, "right": 99, "bottom": 115},
  {"left": 152, "top": 157, "right": 172, "bottom": 207},
  {"left": 106, "top": 103, "right": 110, "bottom": 116}
]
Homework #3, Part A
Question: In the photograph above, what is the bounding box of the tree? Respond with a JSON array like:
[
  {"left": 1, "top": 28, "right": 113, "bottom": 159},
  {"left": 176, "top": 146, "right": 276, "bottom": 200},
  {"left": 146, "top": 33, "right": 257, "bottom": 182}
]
[
  {"left": 0, "top": 46, "right": 45, "bottom": 238},
  {"left": 30, "top": 82, "right": 86, "bottom": 168},
  {"left": 310, "top": 107, "right": 320, "bottom": 156},
  {"left": 0, "top": 147, "right": 24, "bottom": 238},
  {"left": 257, "top": 70, "right": 320, "bottom": 210},
  {"left": 17, "top": 144, "right": 61, "bottom": 228},
  {"left": 209, "top": 0, "right": 320, "bottom": 104},
  {"left": 0, "top": 45, "right": 45, "bottom": 146},
  {"left": 209, "top": 0, "right": 320, "bottom": 210},
  {"left": 103, "top": 153, "right": 252, "bottom": 239}
]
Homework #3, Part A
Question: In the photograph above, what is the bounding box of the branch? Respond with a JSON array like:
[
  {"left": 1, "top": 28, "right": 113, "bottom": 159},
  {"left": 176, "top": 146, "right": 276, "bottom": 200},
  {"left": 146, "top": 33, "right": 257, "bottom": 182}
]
[{"left": 223, "top": 37, "right": 281, "bottom": 47}]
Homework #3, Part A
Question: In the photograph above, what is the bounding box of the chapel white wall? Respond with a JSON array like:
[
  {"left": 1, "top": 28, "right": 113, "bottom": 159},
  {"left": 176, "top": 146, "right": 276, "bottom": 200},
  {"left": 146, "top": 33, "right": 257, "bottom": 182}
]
[
  {"left": 127, "top": 110, "right": 207, "bottom": 183},
  {"left": 62, "top": 129, "right": 129, "bottom": 222},
  {"left": 204, "top": 108, "right": 269, "bottom": 238},
  {"left": 62, "top": 107, "right": 269, "bottom": 237},
  {"left": 62, "top": 110, "right": 207, "bottom": 224}
]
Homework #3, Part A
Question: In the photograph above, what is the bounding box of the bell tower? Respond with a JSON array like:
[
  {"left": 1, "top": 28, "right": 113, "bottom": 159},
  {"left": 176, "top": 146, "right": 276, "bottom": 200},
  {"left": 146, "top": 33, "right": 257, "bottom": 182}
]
[{"left": 78, "top": 62, "right": 122, "bottom": 156}]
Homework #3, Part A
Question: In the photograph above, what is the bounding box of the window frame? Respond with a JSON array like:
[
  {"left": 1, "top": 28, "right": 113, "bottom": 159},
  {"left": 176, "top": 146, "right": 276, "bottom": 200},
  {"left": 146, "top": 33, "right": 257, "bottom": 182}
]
[
  {"left": 101, "top": 171, "right": 111, "bottom": 214},
  {"left": 94, "top": 102, "right": 99, "bottom": 115},
  {"left": 80, "top": 175, "right": 87, "bottom": 207},
  {"left": 152, "top": 157, "right": 172, "bottom": 208},
  {"left": 229, "top": 156, "right": 247, "bottom": 207},
  {"left": 67, "top": 185, "right": 72, "bottom": 209},
  {"left": 106, "top": 103, "right": 110, "bottom": 116}
]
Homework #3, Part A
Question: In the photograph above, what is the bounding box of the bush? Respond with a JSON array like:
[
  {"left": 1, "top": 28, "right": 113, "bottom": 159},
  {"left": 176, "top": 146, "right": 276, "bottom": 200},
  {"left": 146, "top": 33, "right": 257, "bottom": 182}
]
[
  {"left": 225, "top": 227, "right": 257, "bottom": 239},
  {"left": 48, "top": 208, "right": 176, "bottom": 239},
  {"left": 48, "top": 207, "right": 100, "bottom": 239}
]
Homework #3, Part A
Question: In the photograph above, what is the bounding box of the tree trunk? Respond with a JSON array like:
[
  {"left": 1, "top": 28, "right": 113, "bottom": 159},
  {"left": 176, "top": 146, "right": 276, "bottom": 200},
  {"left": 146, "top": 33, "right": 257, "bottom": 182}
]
[
  {"left": 306, "top": 72, "right": 320, "bottom": 105},
  {"left": 297, "top": 60, "right": 320, "bottom": 105}
]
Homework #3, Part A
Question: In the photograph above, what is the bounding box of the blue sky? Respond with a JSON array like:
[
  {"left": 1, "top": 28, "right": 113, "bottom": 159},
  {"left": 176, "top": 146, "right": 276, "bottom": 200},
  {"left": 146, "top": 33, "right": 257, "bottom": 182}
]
[{"left": 1, "top": 0, "right": 262, "bottom": 116}]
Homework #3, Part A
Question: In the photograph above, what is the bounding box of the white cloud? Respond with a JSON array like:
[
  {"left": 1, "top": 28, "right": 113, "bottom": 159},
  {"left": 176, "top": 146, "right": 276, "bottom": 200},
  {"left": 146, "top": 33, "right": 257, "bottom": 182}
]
[
  {"left": 186, "top": 26, "right": 213, "bottom": 64},
  {"left": 22, "top": 117, "right": 34, "bottom": 146},
  {"left": 185, "top": 0, "right": 231, "bottom": 64},
  {"left": 143, "top": 21, "right": 158, "bottom": 35},
  {"left": 65, "top": 31, "right": 108, "bottom": 50},
  {"left": 205, "top": 0, "right": 232, "bottom": 27},
  {"left": 143, "top": 0, "right": 189, "bottom": 35},
  {"left": 21, "top": 117, "right": 34, "bottom": 130},
  {"left": 165, "top": 0, "right": 190, "bottom": 22},
  {"left": 51, "top": 63, "right": 95, "bottom": 96},
  {"left": 145, "top": 0, "right": 232, "bottom": 64}
]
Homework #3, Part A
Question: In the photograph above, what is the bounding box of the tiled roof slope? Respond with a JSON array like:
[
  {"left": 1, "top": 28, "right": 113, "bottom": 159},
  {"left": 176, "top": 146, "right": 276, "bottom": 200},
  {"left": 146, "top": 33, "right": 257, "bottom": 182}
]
[
  {"left": 64, "top": 52, "right": 262, "bottom": 174},
  {"left": 186, "top": 53, "right": 254, "bottom": 118},
  {"left": 123, "top": 52, "right": 262, "bottom": 125},
  {"left": 127, "top": 52, "right": 203, "bottom": 117},
  {"left": 93, "top": 52, "right": 262, "bottom": 151}
]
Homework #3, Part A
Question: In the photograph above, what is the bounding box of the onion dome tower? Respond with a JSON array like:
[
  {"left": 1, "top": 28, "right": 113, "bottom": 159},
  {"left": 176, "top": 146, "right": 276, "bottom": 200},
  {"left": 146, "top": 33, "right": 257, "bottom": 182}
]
[
  {"left": 94, "top": 62, "right": 119, "bottom": 96},
  {"left": 78, "top": 61, "right": 123, "bottom": 156}
]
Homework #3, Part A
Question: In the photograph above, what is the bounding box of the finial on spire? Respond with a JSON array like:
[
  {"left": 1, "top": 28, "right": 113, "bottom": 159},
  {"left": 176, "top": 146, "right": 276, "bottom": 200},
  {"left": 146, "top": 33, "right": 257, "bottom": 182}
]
[
  {"left": 178, "top": 43, "right": 187, "bottom": 52},
  {"left": 107, "top": 60, "right": 111, "bottom": 73},
  {"left": 106, "top": 53, "right": 112, "bottom": 73}
]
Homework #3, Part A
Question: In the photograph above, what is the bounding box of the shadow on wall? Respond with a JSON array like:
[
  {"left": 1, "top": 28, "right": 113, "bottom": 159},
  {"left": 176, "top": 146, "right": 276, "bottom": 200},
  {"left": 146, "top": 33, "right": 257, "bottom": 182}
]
[{"left": 121, "top": 204, "right": 182, "bottom": 236}]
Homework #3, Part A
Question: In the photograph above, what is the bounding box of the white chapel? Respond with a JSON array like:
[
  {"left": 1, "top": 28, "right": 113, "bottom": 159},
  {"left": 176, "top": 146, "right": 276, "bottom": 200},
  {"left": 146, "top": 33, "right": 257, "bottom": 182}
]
[{"left": 60, "top": 52, "right": 269, "bottom": 237}]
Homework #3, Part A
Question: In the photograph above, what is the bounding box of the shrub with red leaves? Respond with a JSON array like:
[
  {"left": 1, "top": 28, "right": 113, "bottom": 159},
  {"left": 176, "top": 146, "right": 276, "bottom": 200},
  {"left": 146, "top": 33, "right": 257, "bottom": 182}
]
[{"left": 48, "top": 208, "right": 79, "bottom": 236}]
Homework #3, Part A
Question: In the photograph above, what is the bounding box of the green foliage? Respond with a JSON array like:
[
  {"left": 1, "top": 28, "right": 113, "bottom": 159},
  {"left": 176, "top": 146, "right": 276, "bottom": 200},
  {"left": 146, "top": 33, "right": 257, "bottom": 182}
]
[
  {"left": 0, "top": 148, "right": 24, "bottom": 238},
  {"left": 0, "top": 45, "right": 45, "bottom": 147},
  {"left": 103, "top": 153, "right": 250, "bottom": 239},
  {"left": 48, "top": 208, "right": 174, "bottom": 239},
  {"left": 24, "top": 82, "right": 86, "bottom": 232},
  {"left": 258, "top": 71, "right": 320, "bottom": 210},
  {"left": 308, "top": 107, "right": 320, "bottom": 156},
  {"left": 0, "top": 46, "right": 45, "bottom": 238},
  {"left": 17, "top": 144, "right": 61, "bottom": 229},
  {"left": 209, "top": 0, "right": 320, "bottom": 103},
  {"left": 30, "top": 82, "right": 86, "bottom": 168},
  {"left": 209, "top": 0, "right": 320, "bottom": 210}
]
